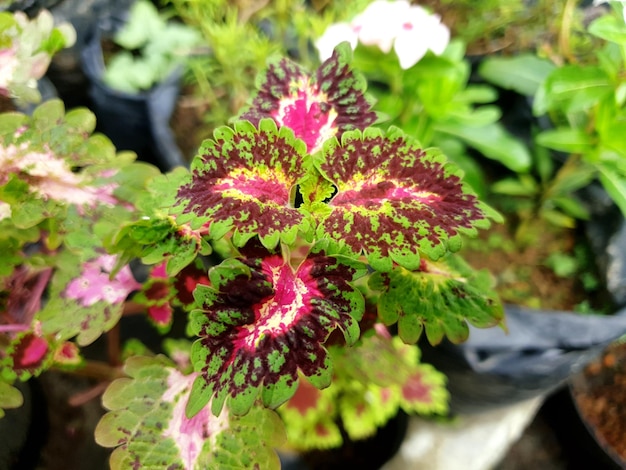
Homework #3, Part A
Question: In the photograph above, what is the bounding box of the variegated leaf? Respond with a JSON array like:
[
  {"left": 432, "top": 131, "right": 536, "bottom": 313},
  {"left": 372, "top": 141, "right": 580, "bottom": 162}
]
[
  {"left": 370, "top": 254, "right": 505, "bottom": 345},
  {"left": 241, "top": 42, "right": 377, "bottom": 153},
  {"left": 310, "top": 127, "right": 501, "bottom": 271},
  {"left": 187, "top": 241, "right": 366, "bottom": 417},
  {"left": 175, "top": 120, "right": 311, "bottom": 249},
  {"left": 96, "top": 355, "right": 285, "bottom": 470}
]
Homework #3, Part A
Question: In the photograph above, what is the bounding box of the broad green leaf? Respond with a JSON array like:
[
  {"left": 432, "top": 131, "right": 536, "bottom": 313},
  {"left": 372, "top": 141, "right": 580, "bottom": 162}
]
[
  {"left": 589, "top": 14, "right": 626, "bottom": 44},
  {"left": 435, "top": 121, "right": 532, "bottom": 173},
  {"left": 0, "top": 381, "right": 23, "bottom": 418},
  {"left": 478, "top": 54, "right": 556, "bottom": 96},
  {"left": 370, "top": 254, "right": 504, "bottom": 345},
  {"left": 96, "top": 355, "right": 285, "bottom": 470},
  {"left": 534, "top": 65, "right": 612, "bottom": 115}
]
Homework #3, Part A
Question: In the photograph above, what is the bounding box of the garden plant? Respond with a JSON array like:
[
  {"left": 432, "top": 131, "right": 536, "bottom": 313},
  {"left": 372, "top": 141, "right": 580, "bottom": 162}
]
[{"left": 3, "top": 0, "right": 626, "bottom": 468}]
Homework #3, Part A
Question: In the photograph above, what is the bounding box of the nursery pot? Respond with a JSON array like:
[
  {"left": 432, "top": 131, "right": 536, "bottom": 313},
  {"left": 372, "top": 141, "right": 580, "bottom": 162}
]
[
  {"left": 80, "top": 12, "right": 187, "bottom": 172},
  {"left": 567, "top": 340, "right": 626, "bottom": 469}
]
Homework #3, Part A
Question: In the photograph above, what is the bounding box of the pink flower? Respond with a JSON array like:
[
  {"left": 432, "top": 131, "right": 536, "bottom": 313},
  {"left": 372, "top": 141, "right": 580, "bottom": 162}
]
[{"left": 64, "top": 254, "right": 141, "bottom": 307}]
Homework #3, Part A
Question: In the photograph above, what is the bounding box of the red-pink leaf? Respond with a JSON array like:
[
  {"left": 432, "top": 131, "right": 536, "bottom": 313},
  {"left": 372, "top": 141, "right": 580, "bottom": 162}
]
[
  {"left": 187, "top": 242, "right": 366, "bottom": 416},
  {"left": 240, "top": 43, "right": 376, "bottom": 153}
]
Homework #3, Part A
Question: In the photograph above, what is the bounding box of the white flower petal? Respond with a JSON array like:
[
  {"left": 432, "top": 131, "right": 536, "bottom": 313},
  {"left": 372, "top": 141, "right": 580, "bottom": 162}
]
[
  {"left": 353, "top": 0, "right": 410, "bottom": 53},
  {"left": 315, "top": 22, "right": 358, "bottom": 62},
  {"left": 394, "top": 33, "right": 429, "bottom": 69}
]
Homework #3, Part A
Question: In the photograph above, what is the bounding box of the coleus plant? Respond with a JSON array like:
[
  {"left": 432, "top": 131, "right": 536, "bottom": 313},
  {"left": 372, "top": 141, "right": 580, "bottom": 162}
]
[{"left": 1, "top": 38, "right": 504, "bottom": 469}]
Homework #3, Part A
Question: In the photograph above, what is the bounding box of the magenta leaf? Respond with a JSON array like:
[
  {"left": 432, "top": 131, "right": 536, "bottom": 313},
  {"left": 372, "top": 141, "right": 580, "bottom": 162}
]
[
  {"left": 96, "top": 355, "right": 285, "bottom": 470},
  {"left": 3, "top": 331, "right": 51, "bottom": 379},
  {"left": 309, "top": 127, "right": 501, "bottom": 271},
  {"left": 240, "top": 42, "right": 377, "bottom": 153},
  {"left": 175, "top": 119, "right": 311, "bottom": 250},
  {"left": 187, "top": 241, "right": 366, "bottom": 417},
  {"left": 135, "top": 260, "right": 210, "bottom": 331},
  {"left": 370, "top": 254, "right": 505, "bottom": 345}
]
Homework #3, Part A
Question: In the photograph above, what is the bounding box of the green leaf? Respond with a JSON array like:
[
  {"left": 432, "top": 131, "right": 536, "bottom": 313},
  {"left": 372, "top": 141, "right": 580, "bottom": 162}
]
[
  {"left": 96, "top": 355, "right": 285, "bottom": 470},
  {"left": 478, "top": 54, "right": 556, "bottom": 96},
  {"left": 435, "top": 121, "right": 532, "bottom": 173},
  {"left": 534, "top": 65, "right": 612, "bottom": 115},
  {"left": 0, "top": 381, "right": 23, "bottom": 418},
  {"left": 598, "top": 162, "right": 626, "bottom": 217},
  {"left": 491, "top": 176, "right": 538, "bottom": 197},
  {"left": 536, "top": 128, "right": 594, "bottom": 153},
  {"left": 370, "top": 254, "right": 504, "bottom": 345},
  {"left": 589, "top": 14, "right": 626, "bottom": 44}
]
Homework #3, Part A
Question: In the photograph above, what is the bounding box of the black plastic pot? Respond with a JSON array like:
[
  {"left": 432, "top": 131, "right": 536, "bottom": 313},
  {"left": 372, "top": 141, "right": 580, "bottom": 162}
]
[{"left": 80, "top": 10, "right": 187, "bottom": 172}]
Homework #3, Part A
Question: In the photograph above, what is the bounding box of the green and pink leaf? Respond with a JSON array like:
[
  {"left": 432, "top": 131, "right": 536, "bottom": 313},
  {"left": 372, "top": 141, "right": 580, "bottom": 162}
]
[
  {"left": 309, "top": 127, "right": 501, "bottom": 271},
  {"left": 240, "top": 43, "right": 377, "bottom": 154},
  {"left": 187, "top": 241, "right": 366, "bottom": 417},
  {"left": 96, "top": 355, "right": 285, "bottom": 470},
  {"left": 175, "top": 120, "right": 311, "bottom": 249}
]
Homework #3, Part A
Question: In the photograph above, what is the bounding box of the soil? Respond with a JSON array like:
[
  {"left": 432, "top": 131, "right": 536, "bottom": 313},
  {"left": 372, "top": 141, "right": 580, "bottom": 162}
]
[
  {"left": 570, "top": 341, "right": 626, "bottom": 467},
  {"left": 170, "top": 84, "right": 211, "bottom": 163},
  {"left": 461, "top": 218, "right": 604, "bottom": 312}
]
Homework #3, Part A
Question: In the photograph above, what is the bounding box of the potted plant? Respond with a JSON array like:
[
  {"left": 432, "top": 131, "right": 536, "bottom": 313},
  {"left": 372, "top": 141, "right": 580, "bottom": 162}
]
[
  {"left": 0, "top": 2, "right": 515, "bottom": 466},
  {"left": 313, "top": 0, "right": 626, "bottom": 419},
  {"left": 80, "top": 0, "right": 200, "bottom": 171}
]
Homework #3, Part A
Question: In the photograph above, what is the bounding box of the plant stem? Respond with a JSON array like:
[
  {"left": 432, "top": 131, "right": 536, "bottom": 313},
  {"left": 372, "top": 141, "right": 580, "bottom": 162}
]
[
  {"left": 55, "top": 360, "right": 125, "bottom": 382},
  {"left": 559, "top": 0, "right": 577, "bottom": 64}
]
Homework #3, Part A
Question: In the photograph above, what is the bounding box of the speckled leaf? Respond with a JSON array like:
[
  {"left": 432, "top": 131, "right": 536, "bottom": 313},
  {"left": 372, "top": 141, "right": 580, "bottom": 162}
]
[
  {"left": 96, "top": 355, "right": 285, "bottom": 470},
  {"left": 311, "top": 127, "right": 500, "bottom": 272},
  {"left": 240, "top": 42, "right": 377, "bottom": 153},
  {"left": 370, "top": 254, "right": 505, "bottom": 345},
  {"left": 277, "top": 377, "right": 342, "bottom": 450},
  {"left": 187, "top": 241, "right": 366, "bottom": 417},
  {"left": 278, "top": 329, "right": 448, "bottom": 449},
  {"left": 175, "top": 120, "right": 311, "bottom": 250}
]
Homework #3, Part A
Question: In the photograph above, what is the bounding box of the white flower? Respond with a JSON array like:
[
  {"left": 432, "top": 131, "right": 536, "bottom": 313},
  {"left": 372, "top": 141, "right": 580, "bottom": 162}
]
[
  {"left": 315, "top": 0, "right": 450, "bottom": 69},
  {"left": 353, "top": 0, "right": 411, "bottom": 53},
  {"left": 315, "top": 22, "right": 358, "bottom": 62},
  {"left": 0, "top": 48, "right": 19, "bottom": 95},
  {"left": 393, "top": 6, "right": 450, "bottom": 69}
]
